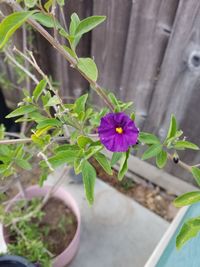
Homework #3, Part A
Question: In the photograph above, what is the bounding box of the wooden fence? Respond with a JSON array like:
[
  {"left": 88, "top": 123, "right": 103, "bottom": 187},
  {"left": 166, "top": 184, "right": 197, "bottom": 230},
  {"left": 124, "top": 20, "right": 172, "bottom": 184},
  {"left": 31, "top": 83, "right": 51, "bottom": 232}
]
[{"left": 1, "top": 0, "right": 200, "bottom": 183}]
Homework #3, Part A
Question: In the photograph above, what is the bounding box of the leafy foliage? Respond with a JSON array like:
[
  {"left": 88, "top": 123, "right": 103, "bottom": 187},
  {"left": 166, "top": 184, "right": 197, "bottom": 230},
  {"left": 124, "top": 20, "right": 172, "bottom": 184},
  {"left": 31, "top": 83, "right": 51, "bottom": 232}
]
[
  {"left": 0, "top": 199, "right": 51, "bottom": 266},
  {"left": 0, "top": 12, "right": 35, "bottom": 49}
]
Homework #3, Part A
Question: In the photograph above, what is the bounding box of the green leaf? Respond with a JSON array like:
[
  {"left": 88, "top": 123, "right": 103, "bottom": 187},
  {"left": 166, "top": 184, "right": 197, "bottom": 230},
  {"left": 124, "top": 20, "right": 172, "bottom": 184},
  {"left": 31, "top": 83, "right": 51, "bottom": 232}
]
[
  {"left": 15, "top": 159, "right": 32, "bottom": 170},
  {"left": 142, "top": 144, "right": 162, "bottom": 160},
  {"left": 156, "top": 150, "right": 167, "bottom": 169},
  {"left": 0, "top": 11, "right": 35, "bottom": 50},
  {"left": 36, "top": 118, "right": 62, "bottom": 129},
  {"left": 75, "top": 16, "right": 106, "bottom": 37},
  {"left": 84, "top": 145, "right": 102, "bottom": 160},
  {"left": 74, "top": 94, "right": 88, "bottom": 114},
  {"left": 69, "top": 13, "right": 80, "bottom": 35},
  {"left": 6, "top": 105, "right": 37, "bottom": 118},
  {"left": 63, "top": 45, "right": 77, "bottom": 58},
  {"left": 191, "top": 167, "right": 200, "bottom": 186},
  {"left": 46, "top": 150, "right": 79, "bottom": 168},
  {"left": 118, "top": 150, "right": 130, "bottom": 181},
  {"left": 24, "top": 0, "right": 37, "bottom": 8},
  {"left": 44, "top": 0, "right": 53, "bottom": 12},
  {"left": 33, "top": 79, "right": 47, "bottom": 102},
  {"left": 56, "top": 0, "right": 64, "bottom": 6},
  {"left": 32, "top": 13, "right": 60, "bottom": 28},
  {"left": 77, "top": 135, "right": 92, "bottom": 149},
  {"left": 174, "top": 141, "right": 199, "bottom": 150},
  {"left": 111, "top": 152, "right": 123, "bottom": 167},
  {"left": 174, "top": 191, "right": 200, "bottom": 207},
  {"left": 77, "top": 58, "right": 98, "bottom": 81},
  {"left": 59, "top": 28, "right": 69, "bottom": 39},
  {"left": 94, "top": 152, "right": 113, "bottom": 175},
  {"left": 82, "top": 160, "right": 96, "bottom": 205},
  {"left": 166, "top": 114, "right": 177, "bottom": 140},
  {"left": 0, "top": 124, "right": 5, "bottom": 139},
  {"left": 39, "top": 172, "right": 48, "bottom": 187},
  {"left": 139, "top": 132, "right": 160, "bottom": 145},
  {"left": 55, "top": 144, "right": 80, "bottom": 153},
  {"left": 44, "top": 95, "right": 60, "bottom": 107},
  {"left": 176, "top": 217, "right": 200, "bottom": 249}
]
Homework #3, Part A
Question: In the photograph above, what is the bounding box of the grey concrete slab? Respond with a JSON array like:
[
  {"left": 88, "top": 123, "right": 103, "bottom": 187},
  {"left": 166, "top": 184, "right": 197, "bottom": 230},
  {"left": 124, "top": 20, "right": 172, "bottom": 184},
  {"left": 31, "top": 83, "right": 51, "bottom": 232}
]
[
  {"left": 46, "top": 171, "right": 169, "bottom": 267},
  {"left": 0, "top": 170, "right": 169, "bottom": 267}
]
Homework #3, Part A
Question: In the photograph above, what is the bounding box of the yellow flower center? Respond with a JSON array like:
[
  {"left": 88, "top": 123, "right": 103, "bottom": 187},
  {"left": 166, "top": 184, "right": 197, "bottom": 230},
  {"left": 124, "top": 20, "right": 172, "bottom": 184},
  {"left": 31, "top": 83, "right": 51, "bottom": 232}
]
[{"left": 115, "top": 127, "right": 123, "bottom": 134}]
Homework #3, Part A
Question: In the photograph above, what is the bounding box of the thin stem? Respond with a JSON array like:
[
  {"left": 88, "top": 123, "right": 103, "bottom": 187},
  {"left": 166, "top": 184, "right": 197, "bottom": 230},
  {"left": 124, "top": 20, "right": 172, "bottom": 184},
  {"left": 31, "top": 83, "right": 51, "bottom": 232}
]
[
  {"left": 4, "top": 49, "right": 39, "bottom": 84},
  {"left": 0, "top": 138, "right": 32, "bottom": 145},
  {"left": 4, "top": 0, "right": 115, "bottom": 111},
  {"left": 37, "top": 151, "right": 54, "bottom": 172},
  {"left": 7, "top": 166, "right": 69, "bottom": 226},
  {"left": 60, "top": 6, "right": 68, "bottom": 32},
  {"left": 41, "top": 165, "right": 69, "bottom": 206},
  {"left": 167, "top": 153, "right": 192, "bottom": 173},
  {"left": 21, "top": 24, "right": 31, "bottom": 135},
  {"left": 192, "top": 163, "right": 200, "bottom": 168}
]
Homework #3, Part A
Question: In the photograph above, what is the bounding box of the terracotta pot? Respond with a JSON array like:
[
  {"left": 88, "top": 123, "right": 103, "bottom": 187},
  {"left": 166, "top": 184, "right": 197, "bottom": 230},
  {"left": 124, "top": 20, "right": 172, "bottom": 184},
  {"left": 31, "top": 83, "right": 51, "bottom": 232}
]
[{"left": 2, "top": 185, "right": 81, "bottom": 267}]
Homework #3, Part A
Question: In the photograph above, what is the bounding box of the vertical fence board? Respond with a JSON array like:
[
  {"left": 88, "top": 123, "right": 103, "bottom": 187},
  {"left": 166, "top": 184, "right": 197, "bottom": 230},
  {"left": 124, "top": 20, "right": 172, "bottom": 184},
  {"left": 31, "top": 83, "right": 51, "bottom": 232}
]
[
  {"left": 143, "top": 0, "right": 200, "bottom": 181},
  {"left": 120, "top": 0, "right": 179, "bottom": 128},
  {"left": 35, "top": 0, "right": 92, "bottom": 100},
  {"left": 91, "top": 0, "right": 132, "bottom": 106}
]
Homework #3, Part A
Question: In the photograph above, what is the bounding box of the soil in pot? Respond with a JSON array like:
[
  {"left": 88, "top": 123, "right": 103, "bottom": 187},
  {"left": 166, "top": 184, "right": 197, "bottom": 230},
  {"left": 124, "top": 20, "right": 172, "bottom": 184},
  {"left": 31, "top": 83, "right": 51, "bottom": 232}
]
[{"left": 6, "top": 197, "right": 77, "bottom": 264}]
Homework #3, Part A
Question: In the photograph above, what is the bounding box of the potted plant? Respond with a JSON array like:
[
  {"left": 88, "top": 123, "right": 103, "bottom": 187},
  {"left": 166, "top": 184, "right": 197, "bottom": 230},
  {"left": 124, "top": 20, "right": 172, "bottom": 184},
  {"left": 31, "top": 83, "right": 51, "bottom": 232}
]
[{"left": 0, "top": 0, "right": 200, "bottom": 265}]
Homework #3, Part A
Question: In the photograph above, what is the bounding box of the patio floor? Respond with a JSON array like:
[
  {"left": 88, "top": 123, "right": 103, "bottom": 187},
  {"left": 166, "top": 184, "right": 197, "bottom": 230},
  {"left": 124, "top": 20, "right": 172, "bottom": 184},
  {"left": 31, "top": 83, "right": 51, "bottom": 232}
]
[
  {"left": 0, "top": 169, "right": 169, "bottom": 267},
  {"left": 47, "top": 170, "right": 169, "bottom": 267}
]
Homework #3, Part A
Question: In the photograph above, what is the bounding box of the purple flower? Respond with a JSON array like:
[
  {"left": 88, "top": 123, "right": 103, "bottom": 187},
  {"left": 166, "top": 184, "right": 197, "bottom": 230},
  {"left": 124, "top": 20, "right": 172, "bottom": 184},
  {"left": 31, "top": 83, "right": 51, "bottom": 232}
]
[{"left": 98, "top": 112, "right": 139, "bottom": 152}]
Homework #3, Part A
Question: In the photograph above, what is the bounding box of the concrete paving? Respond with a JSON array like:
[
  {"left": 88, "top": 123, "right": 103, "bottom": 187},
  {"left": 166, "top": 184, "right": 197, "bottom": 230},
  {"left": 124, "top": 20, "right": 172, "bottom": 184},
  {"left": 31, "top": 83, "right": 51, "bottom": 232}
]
[
  {"left": 47, "top": 171, "right": 169, "bottom": 267},
  {"left": 0, "top": 170, "right": 169, "bottom": 267}
]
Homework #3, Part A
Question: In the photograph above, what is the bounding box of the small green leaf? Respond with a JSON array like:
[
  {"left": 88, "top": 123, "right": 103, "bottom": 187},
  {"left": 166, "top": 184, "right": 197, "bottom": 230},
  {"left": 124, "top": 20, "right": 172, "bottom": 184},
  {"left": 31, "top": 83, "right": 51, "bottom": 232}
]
[
  {"left": 139, "top": 132, "right": 160, "bottom": 145},
  {"left": 0, "top": 124, "right": 5, "bottom": 139},
  {"left": 142, "top": 144, "right": 162, "bottom": 160},
  {"left": 45, "top": 95, "right": 60, "bottom": 107},
  {"left": 174, "top": 191, "right": 200, "bottom": 207},
  {"left": 15, "top": 159, "right": 32, "bottom": 170},
  {"left": 156, "top": 150, "right": 167, "bottom": 169},
  {"left": 94, "top": 152, "right": 113, "bottom": 175},
  {"left": 74, "top": 94, "right": 88, "bottom": 114},
  {"left": 33, "top": 79, "right": 47, "bottom": 102},
  {"left": 24, "top": 0, "right": 37, "bottom": 8},
  {"left": 166, "top": 114, "right": 177, "bottom": 140},
  {"left": 32, "top": 13, "right": 60, "bottom": 28},
  {"left": 75, "top": 16, "right": 106, "bottom": 37},
  {"left": 44, "top": 0, "right": 53, "bottom": 12},
  {"left": 63, "top": 45, "right": 77, "bottom": 58},
  {"left": 84, "top": 145, "right": 102, "bottom": 160},
  {"left": 176, "top": 217, "right": 200, "bottom": 249},
  {"left": 77, "top": 58, "right": 98, "bottom": 81},
  {"left": 191, "top": 167, "right": 200, "bottom": 186},
  {"left": 77, "top": 135, "right": 92, "bottom": 149},
  {"left": 82, "top": 160, "right": 96, "bottom": 205},
  {"left": 39, "top": 172, "right": 48, "bottom": 187},
  {"left": 6, "top": 105, "right": 37, "bottom": 118},
  {"left": 111, "top": 152, "right": 123, "bottom": 167},
  {"left": 46, "top": 150, "right": 79, "bottom": 168},
  {"left": 55, "top": 144, "right": 80, "bottom": 153},
  {"left": 118, "top": 150, "right": 130, "bottom": 181},
  {"left": 36, "top": 118, "right": 62, "bottom": 129},
  {"left": 56, "top": 0, "right": 64, "bottom": 6},
  {"left": 0, "top": 11, "right": 35, "bottom": 49},
  {"left": 174, "top": 141, "right": 199, "bottom": 150},
  {"left": 69, "top": 13, "right": 80, "bottom": 35}
]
